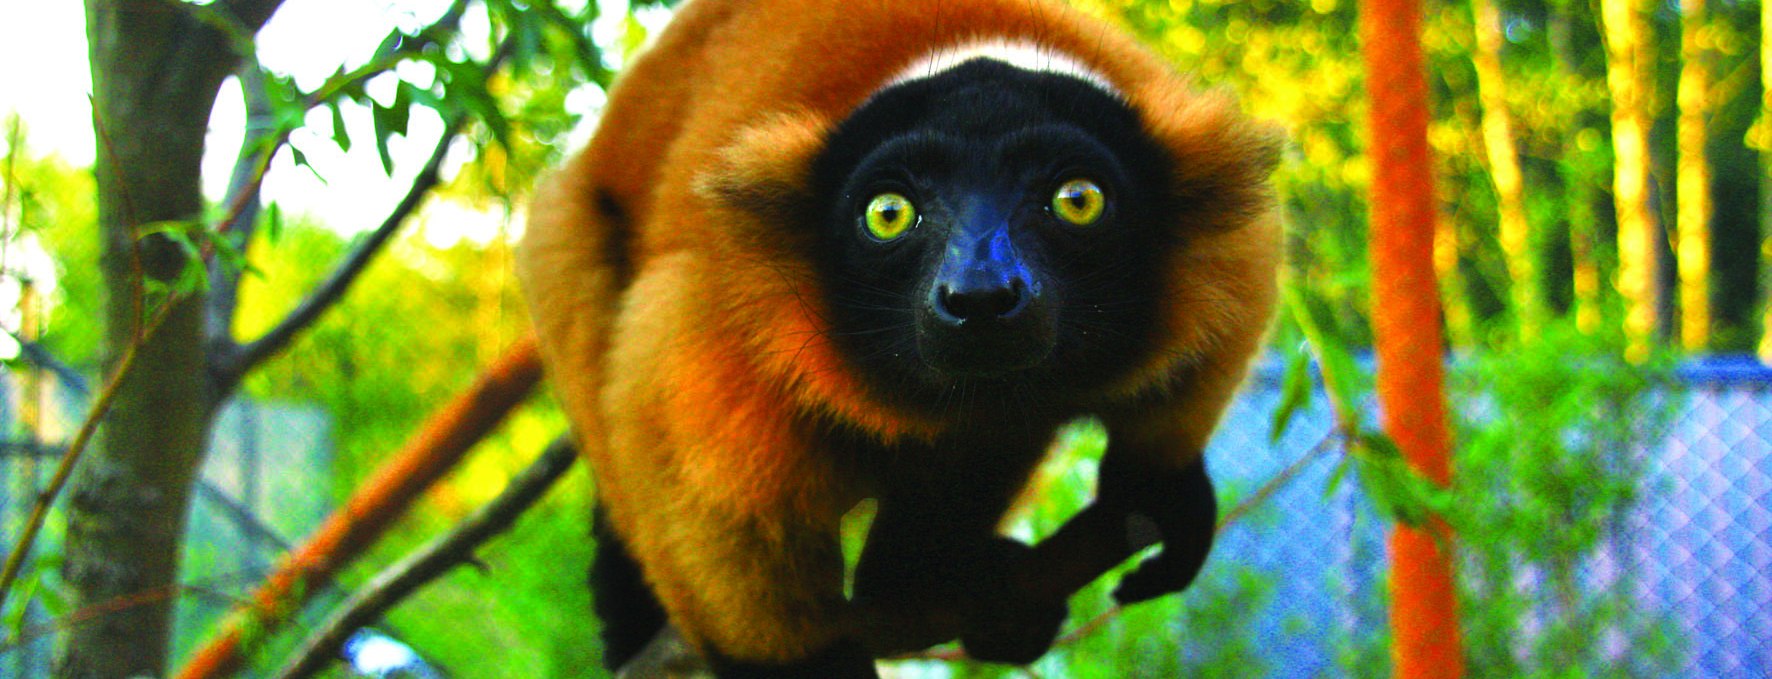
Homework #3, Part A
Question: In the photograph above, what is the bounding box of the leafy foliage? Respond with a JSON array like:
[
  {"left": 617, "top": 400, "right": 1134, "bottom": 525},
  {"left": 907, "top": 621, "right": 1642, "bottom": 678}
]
[{"left": 1449, "top": 322, "right": 1682, "bottom": 676}]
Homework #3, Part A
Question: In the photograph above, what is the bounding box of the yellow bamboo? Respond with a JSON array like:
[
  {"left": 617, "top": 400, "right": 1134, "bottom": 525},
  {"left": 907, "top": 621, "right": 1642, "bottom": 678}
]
[
  {"left": 1600, "top": 0, "right": 1660, "bottom": 362},
  {"left": 1676, "top": 0, "right": 1712, "bottom": 351},
  {"left": 1471, "top": 0, "right": 1537, "bottom": 338},
  {"left": 1759, "top": 0, "right": 1772, "bottom": 360},
  {"left": 1435, "top": 211, "right": 1473, "bottom": 347}
]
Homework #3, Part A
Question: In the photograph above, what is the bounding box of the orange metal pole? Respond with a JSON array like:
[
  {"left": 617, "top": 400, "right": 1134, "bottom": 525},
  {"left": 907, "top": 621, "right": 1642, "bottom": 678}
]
[{"left": 1359, "top": 0, "right": 1465, "bottom": 676}]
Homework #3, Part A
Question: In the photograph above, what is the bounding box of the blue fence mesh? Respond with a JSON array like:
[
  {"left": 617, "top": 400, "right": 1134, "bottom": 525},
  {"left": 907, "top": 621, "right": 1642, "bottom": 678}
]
[{"left": 1188, "top": 357, "right": 1772, "bottom": 677}]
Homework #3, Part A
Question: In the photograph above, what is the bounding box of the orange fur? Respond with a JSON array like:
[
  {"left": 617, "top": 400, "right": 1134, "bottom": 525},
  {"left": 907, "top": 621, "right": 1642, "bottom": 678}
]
[{"left": 517, "top": 0, "right": 1281, "bottom": 665}]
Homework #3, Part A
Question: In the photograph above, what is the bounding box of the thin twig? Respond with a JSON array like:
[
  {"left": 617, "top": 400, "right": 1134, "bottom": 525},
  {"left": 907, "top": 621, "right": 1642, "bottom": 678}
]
[
  {"left": 272, "top": 438, "right": 578, "bottom": 679},
  {"left": 214, "top": 35, "right": 517, "bottom": 387},
  {"left": 1215, "top": 431, "right": 1340, "bottom": 530},
  {"left": 3, "top": 567, "right": 269, "bottom": 651}
]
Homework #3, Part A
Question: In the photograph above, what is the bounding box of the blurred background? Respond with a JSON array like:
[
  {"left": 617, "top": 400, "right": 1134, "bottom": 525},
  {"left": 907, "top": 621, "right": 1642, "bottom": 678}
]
[{"left": 0, "top": 0, "right": 1766, "bottom": 676}]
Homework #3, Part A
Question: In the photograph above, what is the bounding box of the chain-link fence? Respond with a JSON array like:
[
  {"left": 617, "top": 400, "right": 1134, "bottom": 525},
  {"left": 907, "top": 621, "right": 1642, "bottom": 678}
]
[
  {"left": 1190, "top": 357, "right": 1772, "bottom": 677},
  {"left": 0, "top": 365, "right": 333, "bottom": 678}
]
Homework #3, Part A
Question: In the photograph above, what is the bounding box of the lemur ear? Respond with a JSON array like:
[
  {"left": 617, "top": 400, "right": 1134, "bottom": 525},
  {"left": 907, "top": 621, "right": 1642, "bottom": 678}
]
[
  {"left": 1128, "top": 79, "right": 1285, "bottom": 223},
  {"left": 696, "top": 110, "right": 835, "bottom": 223}
]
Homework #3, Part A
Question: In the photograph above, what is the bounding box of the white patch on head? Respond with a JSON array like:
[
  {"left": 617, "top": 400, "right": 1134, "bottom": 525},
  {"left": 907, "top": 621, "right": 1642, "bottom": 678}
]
[{"left": 888, "top": 39, "right": 1118, "bottom": 95}]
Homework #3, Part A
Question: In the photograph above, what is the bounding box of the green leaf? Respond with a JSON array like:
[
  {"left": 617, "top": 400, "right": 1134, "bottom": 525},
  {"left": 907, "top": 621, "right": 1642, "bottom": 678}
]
[
  {"left": 1348, "top": 432, "right": 1456, "bottom": 529},
  {"left": 151, "top": 228, "right": 211, "bottom": 296},
  {"left": 437, "top": 57, "right": 511, "bottom": 149},
  {"left": 287, "top": 145, "right": 327, "bottom": 185},
  {"left": 509, "top": 10, "right": 542, "bottom": 74},
  {"left": 1352, "top": 433, "right": 1420, "bottom": 526},
  {"left": 208, "top": 230, "right": 257, "bottom": 280},
  {"left": 389, "top": 83, "right": 413, "bottom": 135},
  {"left": 537, "top": 1, "right": 605, "bottom": 81},
  {"left": 1269, "top": 340, "right": 1314, "bottom": 443},
  {"left": 329, "top": 101, "right": 351, "bottom": 153},
  {"left": 371, "top": 103, "right": 397, "bottom": 175},
  {"left": 135, "top": 220, "right": 195, "bottom": 239},
  {"left": 132, "top": 222, "right": 211, "bottom": 299},
  {"left": 263, "top": 73, "right": 307, "bottom": 131},
  {"left": 1282, "top": 283, "right": 1364, "bottom": 429},
  {"left": 374, "top": 29, "right": 404, "bottom": 60},
  {"left": 1322, "top": 455, "right": 1353, "bottom": 498},
  {"left": 265, "top": 201, "right": 284, "bottom": 243}
]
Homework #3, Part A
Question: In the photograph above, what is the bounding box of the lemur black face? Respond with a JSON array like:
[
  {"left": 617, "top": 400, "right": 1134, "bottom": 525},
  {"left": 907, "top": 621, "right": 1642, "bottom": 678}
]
[{"left": 810, "top": 58, "right": 1176, "bottom": 415}]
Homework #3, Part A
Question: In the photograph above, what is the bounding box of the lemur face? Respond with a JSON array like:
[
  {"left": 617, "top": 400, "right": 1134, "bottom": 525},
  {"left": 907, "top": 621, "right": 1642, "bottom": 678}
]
[{"left": 813, "top": 57, "right": 1175, "bottom": 415}]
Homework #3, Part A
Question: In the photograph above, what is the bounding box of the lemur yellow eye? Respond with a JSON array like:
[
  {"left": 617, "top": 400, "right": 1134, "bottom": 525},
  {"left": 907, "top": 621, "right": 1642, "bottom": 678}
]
[
  {"left": 1051, "top": 179, "right": 1105, "bottom": 226},
  {"left": 864, "top": 193, "right": 917, "bottom": 240}
]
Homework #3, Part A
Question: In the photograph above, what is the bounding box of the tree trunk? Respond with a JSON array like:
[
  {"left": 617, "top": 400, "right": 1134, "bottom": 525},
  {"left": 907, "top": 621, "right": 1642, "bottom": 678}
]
[
  {"left": 1471, "top": 0, "right": 1539, "bottom": 337},
  {"left": 1599, "top": 0, "right": 1661, "bottom": 361},
  {"left": 59, "top": 1, "right": 276, "bottom": 676},
  {"left": 1676, "top": 0, "right": 1712, "bottom": 351}
]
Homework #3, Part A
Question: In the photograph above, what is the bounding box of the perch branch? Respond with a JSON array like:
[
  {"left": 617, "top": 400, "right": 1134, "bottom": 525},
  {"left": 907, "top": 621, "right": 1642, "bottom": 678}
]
[
  {"left": 176, "top": 338, "right": 543, "bottom": 679},
  {"left": 619, "top": 429, "right": 1343, "bottom": 674},
  {"left": 1049, "top": 431, "right": 1340, "bottom": 650},
  {"left": 273, "top": 438, "right": 577, "bottom": 679}
]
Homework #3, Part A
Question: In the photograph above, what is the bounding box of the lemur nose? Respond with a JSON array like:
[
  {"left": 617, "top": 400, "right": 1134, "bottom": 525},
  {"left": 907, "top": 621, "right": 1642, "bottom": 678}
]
[{"left": 936, "top": 277, "right": 1027, "bottom": 322}]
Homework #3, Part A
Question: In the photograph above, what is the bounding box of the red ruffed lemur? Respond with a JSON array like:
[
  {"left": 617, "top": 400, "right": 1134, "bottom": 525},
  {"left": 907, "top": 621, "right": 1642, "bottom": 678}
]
[{"left": 517, "top": 0, "right": 1282, "bottom": 675}]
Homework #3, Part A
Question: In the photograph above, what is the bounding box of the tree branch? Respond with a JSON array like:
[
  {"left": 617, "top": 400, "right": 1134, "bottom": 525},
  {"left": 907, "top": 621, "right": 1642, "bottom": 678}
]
[
  {"left": 210, "top": 29, "right": 520, "bottom": 389},
  {"left": 210, "top": 116, "right": 462, "bottom": 390},
  {"left": 175, "top": 338, "right": 543, "bottom": 679},
  {"left": 205, "top": 63, "right": 274, "bottom": 354},
  {"left": 616, "top": 430, "right": 1343, "bottom": 674},
  {"left": 272, "top": 438, "right": 578, "bottom": 679},
  {"left": 2, "top": 326, "right": 90, "bottom": 394},
  {"left": 203, "top": 1, "right": 482, "bottom": 388},
  {"left": 220, "top": 0, "right": 288, "bottom": 33},
  {"left": 616, "top": 625, "right": 709, "bottom": 678}
]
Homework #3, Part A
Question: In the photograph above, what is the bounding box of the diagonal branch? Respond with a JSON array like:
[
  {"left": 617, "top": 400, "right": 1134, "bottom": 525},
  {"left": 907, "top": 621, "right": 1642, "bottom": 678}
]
[
  {"left": 176, "top": 338, "right": 543, "bottom": 679},
  {"left": 2, "top": 327, "right": 90, "bottom": 395},
  {"left": 210, "top": 116, "right": 463, "bottom": 390},
  {"left": 272, "top": 437, "right": 578, "bottom": 679},
  {"left": 210, "top": 34, "right": 518, "bottom": 390}
]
